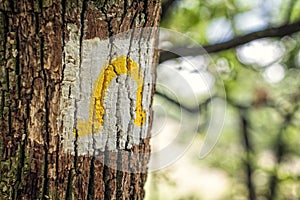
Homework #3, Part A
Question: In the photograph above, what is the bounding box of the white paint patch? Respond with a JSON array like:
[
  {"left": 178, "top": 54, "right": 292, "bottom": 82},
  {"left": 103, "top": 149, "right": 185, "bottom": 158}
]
[{"left": 59, "top": 26, "right": 155, "bottom": 155}]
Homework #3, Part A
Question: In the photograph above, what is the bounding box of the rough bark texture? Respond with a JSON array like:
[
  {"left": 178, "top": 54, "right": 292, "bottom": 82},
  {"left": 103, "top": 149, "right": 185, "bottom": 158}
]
[{"left": 0, "top": 0, "right": 160, "bottom": 199}]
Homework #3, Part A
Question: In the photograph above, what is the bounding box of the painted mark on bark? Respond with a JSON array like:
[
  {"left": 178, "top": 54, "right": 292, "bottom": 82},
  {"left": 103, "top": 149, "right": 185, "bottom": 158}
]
[
  {"left": 60, "top": 27, "right": 154, "bottom": 153},
  {"left": 76, "top": 56, "right": 146, "bottom": 137}
]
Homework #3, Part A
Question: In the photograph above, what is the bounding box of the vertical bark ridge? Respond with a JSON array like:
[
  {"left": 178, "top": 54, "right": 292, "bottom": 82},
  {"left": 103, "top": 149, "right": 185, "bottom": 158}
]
[
  {"left": 38, "top": 1, "right": 50, "bottom": 195},
  {"left": 58, "top": 11, "right": 67, "bottom": 198}
]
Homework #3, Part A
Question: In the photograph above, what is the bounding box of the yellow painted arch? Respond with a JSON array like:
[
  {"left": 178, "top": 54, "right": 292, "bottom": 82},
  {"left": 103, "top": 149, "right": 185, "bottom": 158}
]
[{"left": 76, "top": 56, "right": 146, "bottom": 138}]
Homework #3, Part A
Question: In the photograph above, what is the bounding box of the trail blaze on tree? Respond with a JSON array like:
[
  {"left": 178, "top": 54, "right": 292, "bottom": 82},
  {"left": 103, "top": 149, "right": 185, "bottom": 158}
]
[
  {"left": 76, "top": 56, "right": 146, "bottom": 138},
  {"left": 0, "top": 0, "right": 160, "bottom": 199}
]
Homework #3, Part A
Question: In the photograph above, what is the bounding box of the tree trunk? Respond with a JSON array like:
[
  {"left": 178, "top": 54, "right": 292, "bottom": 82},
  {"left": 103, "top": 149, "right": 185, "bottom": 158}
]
[{"left": 0, "top": 0, "right": 160, "bottom": 199}]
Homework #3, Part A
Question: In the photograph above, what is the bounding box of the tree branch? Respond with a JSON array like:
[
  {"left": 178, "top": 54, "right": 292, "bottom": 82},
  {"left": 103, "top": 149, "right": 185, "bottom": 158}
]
[{"left": 159, "top": 20, "right": 300, "bottom": 63}]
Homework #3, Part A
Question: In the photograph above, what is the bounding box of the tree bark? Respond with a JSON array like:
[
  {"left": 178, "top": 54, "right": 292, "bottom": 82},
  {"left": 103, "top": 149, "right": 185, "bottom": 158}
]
[{"left": 0, "top": 0, "right": 160, "bottom": 199}]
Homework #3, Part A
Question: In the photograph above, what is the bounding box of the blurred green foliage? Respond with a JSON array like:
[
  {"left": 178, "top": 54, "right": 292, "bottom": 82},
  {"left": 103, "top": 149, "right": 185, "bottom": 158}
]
[{"left": 146, "top": 0, "right": 300, "bottom": 199}]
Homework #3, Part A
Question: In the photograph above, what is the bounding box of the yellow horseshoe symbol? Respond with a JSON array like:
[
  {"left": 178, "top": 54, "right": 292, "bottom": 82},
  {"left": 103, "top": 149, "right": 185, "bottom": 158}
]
[{"left": 76, "top": 56, "right": 146, "bottom": 138}]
